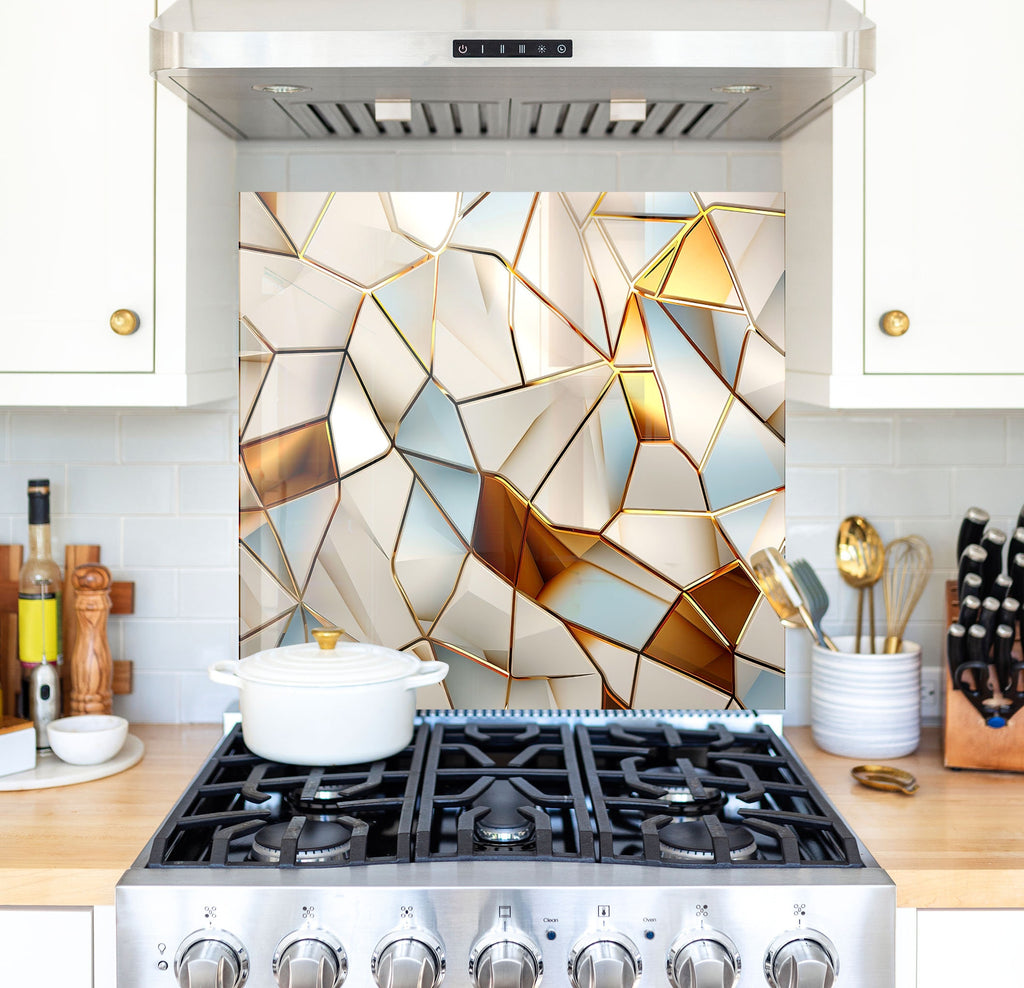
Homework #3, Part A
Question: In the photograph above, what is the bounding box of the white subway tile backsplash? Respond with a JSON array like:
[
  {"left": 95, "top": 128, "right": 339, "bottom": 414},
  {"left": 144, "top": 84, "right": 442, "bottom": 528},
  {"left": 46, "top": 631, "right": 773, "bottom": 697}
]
[
  {"left": 67, "top": 465, "right": 176, "bottom": 515},
  {"left": 117, "top": 569, "right": 180, "bottom": 619},
  {"left": 950, "top": 467, "right": 1024, "bottom": 524},
  {"left": 9, "top": 413, "right": 116, "bottom": 462},
  {"left": 0, "top": 464, "right": 67, "bottom": 514},
  {"left": 785, "top": 414, "right": 892, "bottom": 466},
  {"left": 121, "top": 412, "right": 231, "bottom": 463},
  {"left": 124, "top": 517, "right": 236, "bottom": 568},
  {"left": 113, "top": 671, "right": 181, "bottom": 724},
  {"left": 10, "top": 515, "right": 123, "bottom": 568},
  {"left": 180, "top": 465, "right": 237, "bottom": 515},
  {"left": 784, "top": 468, "right": 839, "bottom": 518},
  {"left": 843, "top": 467, "right": 951, "bottom": 518},
  {"left": 898, "top": 413, "right": 1006, "bottom": 465},
  {"left": 124, "top": 619, "right": 237, "bottom": 672},
  {"left": 179, "top": 672, "right": 239, "bottom": 724},
  {"left": 180, "top": 569, "right": 238, "bottom": 619}
]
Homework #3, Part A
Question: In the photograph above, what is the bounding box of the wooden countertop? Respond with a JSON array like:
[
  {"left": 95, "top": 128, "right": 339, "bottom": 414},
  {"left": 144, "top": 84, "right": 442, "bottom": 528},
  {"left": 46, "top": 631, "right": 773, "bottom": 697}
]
[
  {"left": 0, "top": 725, "right": 221, "bottom": 907},
  {"left": 0, "top": 724, "right": 1019, "bottom": 909}
]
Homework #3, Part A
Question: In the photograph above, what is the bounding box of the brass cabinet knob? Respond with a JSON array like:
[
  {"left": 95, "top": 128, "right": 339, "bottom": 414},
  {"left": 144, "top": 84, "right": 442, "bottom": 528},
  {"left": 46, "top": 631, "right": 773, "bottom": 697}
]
[
  {"left": 109, "top": 309, "right": 140, "bottom": 336},
  {"left": 880, "top": 310, "right": 910, "bottom": 337}
]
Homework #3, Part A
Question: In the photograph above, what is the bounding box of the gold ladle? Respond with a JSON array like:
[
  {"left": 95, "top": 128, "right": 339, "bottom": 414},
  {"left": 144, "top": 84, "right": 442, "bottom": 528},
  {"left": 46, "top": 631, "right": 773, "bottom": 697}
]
[{"left": 836, "top": 516, "right": 886, "bottom": 653}]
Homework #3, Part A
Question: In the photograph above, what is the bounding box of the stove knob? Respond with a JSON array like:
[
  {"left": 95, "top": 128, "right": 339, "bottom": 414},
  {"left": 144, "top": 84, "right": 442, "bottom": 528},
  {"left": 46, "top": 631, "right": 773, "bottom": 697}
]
[
  {"left": 668, "top": 933, "right": 740, "bottom": 988},
  {"left": 372, "top": 933, "right": 445, "bottom": 988},
  {"left": 765, "top": 932, "right": 838, "bottom": 988},
  {"left": 274, "top": 933, "right": 347, "bottom": 988},
  {"left": 471, "top": 938, "right": 543, "bottom": 988},
  {"left": 175, "top": 931, "right": 248, "bottom": 988},
  {"left": 569, "top": 935, "right": 641, "bottom": 988}
]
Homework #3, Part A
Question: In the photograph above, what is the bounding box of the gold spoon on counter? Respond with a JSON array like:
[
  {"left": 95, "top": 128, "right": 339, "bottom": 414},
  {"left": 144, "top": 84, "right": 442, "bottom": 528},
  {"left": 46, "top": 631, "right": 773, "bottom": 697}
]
[{"left": 836, "top": 516, "right": 886, "bottom": 653}]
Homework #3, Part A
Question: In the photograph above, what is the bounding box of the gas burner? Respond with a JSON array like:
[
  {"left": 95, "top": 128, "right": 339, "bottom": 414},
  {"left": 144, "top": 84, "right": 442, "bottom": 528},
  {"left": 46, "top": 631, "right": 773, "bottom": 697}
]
[
  {"left": 657, "top": 785, "right": 728, "bottom": 817},
  {"left": 658, "top": 821, "right": 757, "bottom": 863},
  {"left": 250, "top": 820, "right": 352, "bottom": 864},
  {"left": 286, "top": 785, "right": 354, "bottom": 819},
  {"left": 472, "top": 780, "right": 536, "bottom": 845}
]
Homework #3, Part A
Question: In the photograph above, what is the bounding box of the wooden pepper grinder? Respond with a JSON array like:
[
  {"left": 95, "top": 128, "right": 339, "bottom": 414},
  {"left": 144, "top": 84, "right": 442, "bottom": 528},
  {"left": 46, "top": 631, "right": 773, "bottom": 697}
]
[{"left": 69, "top": 564, "right": 113, "bottom": 715}]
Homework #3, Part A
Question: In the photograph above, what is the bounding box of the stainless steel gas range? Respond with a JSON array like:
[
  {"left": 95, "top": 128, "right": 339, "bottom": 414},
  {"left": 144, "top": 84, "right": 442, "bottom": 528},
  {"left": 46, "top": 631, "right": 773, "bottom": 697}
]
[{"left": 116, "top": 710, "right": 894, "bottom": 988}]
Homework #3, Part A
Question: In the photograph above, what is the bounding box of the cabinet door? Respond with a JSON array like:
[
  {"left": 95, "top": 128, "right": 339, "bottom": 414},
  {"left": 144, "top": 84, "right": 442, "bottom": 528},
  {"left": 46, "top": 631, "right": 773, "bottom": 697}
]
[
  {"left": 862, "top": 0, "right": 1024, "bottom": 375},
  {"left": 0, "top": 1, "right": 154, "bottom": 373},
  {"left": 0, "top": 907, "right": 93, "bottom": 988},
  {"left": 917, "top": 910, "right": 1024, "bottom": 985}
]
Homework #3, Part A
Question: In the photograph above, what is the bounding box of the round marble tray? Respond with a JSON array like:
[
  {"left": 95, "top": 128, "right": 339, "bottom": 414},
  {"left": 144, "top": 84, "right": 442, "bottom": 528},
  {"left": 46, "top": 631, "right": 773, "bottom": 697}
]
[{"left": 0, "top": 734, "right": 144, "bottom": 791}]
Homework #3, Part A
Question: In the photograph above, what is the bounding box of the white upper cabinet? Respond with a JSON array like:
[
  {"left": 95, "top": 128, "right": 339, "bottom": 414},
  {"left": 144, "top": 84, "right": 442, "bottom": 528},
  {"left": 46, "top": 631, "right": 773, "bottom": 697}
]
[
  {"left": 0, "top": 1, "right": 236, "bottom": 406},
  {"left": 785, "top": 0, "right": 1024, "bottom": 408}
]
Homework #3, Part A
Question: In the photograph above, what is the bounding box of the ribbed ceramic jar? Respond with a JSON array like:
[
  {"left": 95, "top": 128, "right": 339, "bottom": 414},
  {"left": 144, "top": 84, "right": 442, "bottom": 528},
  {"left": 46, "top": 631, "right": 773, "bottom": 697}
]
[{"left": 810, "top": 635, "right": 921, "bottom": 759}]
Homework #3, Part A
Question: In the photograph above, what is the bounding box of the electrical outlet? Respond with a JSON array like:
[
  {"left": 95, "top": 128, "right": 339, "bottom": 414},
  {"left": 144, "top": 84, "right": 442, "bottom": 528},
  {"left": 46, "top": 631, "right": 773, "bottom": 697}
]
[{"left": 920, "top": 667, "right": 942, "bottom": 720}]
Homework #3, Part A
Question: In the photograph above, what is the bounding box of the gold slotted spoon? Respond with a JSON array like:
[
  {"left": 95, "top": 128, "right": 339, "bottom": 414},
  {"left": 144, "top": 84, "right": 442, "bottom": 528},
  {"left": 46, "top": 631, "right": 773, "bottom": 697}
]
[{"left": 836, "top": 516, "right": 886, "bottom": 653}]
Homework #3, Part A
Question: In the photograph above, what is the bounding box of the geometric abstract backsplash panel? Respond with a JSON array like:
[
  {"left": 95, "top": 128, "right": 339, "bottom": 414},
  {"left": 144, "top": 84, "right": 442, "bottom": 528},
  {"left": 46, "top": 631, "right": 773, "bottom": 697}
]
[{"left": 239, "top": 192, "right": 785, "bottom": 711}]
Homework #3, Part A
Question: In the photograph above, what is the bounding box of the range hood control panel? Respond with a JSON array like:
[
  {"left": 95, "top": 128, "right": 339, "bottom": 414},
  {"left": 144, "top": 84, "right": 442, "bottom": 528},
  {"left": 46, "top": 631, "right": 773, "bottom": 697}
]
[{"left": 452, "top": 40, "right": 573, "bottom": 58}]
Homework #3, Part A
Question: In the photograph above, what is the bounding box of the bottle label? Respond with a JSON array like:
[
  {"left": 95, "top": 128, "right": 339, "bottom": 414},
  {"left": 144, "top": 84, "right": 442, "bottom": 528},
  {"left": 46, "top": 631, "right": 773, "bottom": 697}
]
[{"left": 18, "top": 594, "right": 62, "bottom": 666}]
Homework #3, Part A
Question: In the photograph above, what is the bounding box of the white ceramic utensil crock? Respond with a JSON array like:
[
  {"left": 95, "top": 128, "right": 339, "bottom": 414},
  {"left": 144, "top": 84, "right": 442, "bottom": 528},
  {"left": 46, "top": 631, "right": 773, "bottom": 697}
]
[{"left": 209, "top": 628, "right": 448, "bottom": 765}]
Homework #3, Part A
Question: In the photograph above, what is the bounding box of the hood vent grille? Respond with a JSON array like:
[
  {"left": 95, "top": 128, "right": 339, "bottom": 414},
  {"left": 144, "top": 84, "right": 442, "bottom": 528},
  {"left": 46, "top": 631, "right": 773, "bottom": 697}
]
[
  {"left": 512, "top": 99, "right": 734, "bottom": 139},
  {"left": 279, "top": 98, "right": 735, "bottom": 140},
  {"left": 283, "top": 100, "right": 506, "bottom": 139}
]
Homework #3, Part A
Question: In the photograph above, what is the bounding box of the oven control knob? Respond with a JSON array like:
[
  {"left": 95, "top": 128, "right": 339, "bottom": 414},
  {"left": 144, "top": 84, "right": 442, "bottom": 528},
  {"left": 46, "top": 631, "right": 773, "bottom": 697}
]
[
  {"left": 175, "top": 930, "right": 249, "bottom": 988},
  {"left": 372, "top": 932, "right": 445, "bottom": 988},
  {"left": 470, "top": 936, "right": 543, "bottom": 988},
  {"left": 765, "top": 931, "right": 838, "bottom": 988},
  {"left": 668, "top": 933, "right": 740, "bottom": 988},
  {"left": 568, "top": 934, "right": 641, "bottom": 988},
  {"left": 273, "top": 932, "right": 347, "bottom": 988}
]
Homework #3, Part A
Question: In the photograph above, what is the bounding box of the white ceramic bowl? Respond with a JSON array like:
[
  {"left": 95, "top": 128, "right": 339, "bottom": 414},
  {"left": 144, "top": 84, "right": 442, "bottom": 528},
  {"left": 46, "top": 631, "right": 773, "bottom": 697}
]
[{"left": 47, "top": 715, "right": 128, "bottom": 765}]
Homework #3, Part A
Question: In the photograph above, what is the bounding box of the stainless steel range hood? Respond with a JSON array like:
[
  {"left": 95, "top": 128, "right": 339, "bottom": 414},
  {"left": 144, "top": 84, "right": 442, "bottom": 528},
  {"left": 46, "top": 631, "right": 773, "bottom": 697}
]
[{"left": 151, "top": 0, "right": 874, "bottom": 142}]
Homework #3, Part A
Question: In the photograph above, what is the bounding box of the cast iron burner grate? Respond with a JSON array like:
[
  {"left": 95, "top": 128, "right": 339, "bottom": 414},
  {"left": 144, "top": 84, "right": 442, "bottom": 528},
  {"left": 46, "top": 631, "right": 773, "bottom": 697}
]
[
  {"left": 145, "top": 724, "right": 428, "bottom": 867},
  {"left": 575, "top": 720, "right": 863, "bottom": 867},
  {"left": 143, "top": 718, "right": 862, "bottom": 869}
]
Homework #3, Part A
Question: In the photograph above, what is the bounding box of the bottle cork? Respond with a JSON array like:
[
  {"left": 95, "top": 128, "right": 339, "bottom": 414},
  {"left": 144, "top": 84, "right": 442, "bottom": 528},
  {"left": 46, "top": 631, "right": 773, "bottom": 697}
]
[{"left": 69, "top": 564, "right": 113, "bottom": 716}]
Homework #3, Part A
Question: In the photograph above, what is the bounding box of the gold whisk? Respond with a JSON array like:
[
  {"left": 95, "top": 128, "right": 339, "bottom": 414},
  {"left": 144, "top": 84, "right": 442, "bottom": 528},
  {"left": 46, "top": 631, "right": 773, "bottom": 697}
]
[{"left": 882, "top": 535, "right": 933, "bottom": 653}]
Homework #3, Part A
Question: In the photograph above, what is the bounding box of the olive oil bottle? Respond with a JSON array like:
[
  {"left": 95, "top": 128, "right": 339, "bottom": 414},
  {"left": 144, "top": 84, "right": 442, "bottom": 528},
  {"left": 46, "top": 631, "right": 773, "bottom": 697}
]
[{"left": 18, "top": 479, "right": 62, "bottom": 729}]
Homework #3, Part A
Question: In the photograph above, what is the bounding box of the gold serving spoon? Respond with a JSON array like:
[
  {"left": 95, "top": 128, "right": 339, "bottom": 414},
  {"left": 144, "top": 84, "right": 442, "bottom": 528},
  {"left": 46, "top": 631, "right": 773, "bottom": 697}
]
[
  {"left": 751, "top": 547, "right": 839, "bottom": 651},
  {"left": 836, "top": 516, "right": 886, "bottom": 653}
]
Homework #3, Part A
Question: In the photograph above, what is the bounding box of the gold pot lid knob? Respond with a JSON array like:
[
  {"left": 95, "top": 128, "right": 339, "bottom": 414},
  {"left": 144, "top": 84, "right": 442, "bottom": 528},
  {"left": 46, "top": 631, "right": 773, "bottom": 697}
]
[
  {"left": 880, "top": 310, "right": 910, "bottom": 337},
  {"left": 311, "top": 627, "right": 344, "bottom": 650},
  {"left": 109, "top": 309, "right": 140, "bottom": 336}
]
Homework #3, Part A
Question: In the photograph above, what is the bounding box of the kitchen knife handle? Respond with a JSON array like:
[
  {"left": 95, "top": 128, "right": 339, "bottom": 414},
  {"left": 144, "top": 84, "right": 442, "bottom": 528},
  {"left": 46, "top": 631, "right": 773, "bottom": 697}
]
[
  {"left": 958, "top": 544, "right": 988, "bottom": 599},
  {"left": 965, "top": 623, "right": 993, "bottom": 698},
  {"left": 1009, "top": 527, "right": 1024, "bottom": 570},
  {"left": 998, "top": 596, "right": 1020, "bottom": 631},
  {"left": 990, "top": 573, "right": 1014, "bottom": 602},
  {"left": 1011, "top": 553, "right": 1024, "bottom": 604},
  {"left": 995, "top": 623, "right": 1016, "bottom": 695},
  {"left": 958, "top": 594, "right": 982, "bottom": 628},
  {"left": 957, "top": 507, "right": 990, "bottom": 561},
  {"left": 978, "top": 596, "right": 1002, "bottom": 649},
  {"left": 947, "top": 623, "right": 966, "bottom": 689},
  {"left": 980, "top": 528, "right": 1008, "bottom": 589}
]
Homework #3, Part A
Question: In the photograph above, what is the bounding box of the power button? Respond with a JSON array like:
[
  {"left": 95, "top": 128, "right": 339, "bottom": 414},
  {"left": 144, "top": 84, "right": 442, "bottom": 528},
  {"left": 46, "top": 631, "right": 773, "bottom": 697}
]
[{"left": 458, "top": 44, "right": 468, "bottom": 54}]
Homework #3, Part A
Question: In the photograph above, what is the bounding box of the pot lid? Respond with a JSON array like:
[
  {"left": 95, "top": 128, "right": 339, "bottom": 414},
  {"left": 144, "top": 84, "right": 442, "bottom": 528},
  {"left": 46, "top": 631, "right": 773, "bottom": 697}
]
[{"left": 237, "top": 629, "right": 421, "bottom": 687}]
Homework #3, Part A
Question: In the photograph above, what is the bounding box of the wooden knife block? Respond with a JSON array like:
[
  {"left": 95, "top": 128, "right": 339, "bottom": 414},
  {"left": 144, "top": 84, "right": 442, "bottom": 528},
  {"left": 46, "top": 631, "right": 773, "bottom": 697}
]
[
  {"left": 0, "top": 545, "right": 134, "bottom": 718},
  {"left": 943, "top": 580, "right": 1024, "bottom": 772}
]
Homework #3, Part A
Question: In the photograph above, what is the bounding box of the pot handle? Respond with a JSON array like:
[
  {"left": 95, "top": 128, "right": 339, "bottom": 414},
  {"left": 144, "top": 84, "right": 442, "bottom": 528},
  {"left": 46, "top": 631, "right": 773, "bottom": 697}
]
[
  {"left": 209, "top": 660, "right": 243, "bottom": 689},
  {"left": 403, "top": 660, "right": 449, "bottom": 691}
]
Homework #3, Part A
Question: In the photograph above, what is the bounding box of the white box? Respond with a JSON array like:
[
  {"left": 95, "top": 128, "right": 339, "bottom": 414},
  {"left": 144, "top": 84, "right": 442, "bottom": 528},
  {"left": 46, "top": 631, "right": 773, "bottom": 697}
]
[{"left": 0, "top": 718, "right": 36, "bottom": 777}]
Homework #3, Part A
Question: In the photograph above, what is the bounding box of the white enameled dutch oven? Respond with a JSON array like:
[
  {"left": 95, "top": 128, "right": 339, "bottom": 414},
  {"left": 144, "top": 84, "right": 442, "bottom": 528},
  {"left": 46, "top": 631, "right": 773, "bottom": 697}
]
[{"left": 208, "top": 628, "right": 448, "bottom": 765}]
